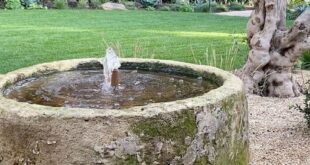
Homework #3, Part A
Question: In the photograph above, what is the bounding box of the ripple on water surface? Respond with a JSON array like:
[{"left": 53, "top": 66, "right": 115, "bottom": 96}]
[{"left": 4, "top": 70, "right": 218, "bottom": 109}]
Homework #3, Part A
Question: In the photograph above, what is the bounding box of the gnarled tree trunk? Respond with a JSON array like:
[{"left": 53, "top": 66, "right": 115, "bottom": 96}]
[{"left": 239, "top": 0, "right": 310, "bottom": 97}]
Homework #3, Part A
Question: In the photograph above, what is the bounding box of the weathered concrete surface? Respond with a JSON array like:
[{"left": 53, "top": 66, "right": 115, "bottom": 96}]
[{"left": 0, "top": 59, "right": 248, "bottom": 165}]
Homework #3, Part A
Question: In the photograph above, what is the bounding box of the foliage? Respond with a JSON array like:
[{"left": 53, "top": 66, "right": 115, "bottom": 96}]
[
  {"left": 0, "top": 0, "right": 4, "bottom": 8},
  {"left": 287, "top": 4, "right": 309, "bottom": 20},
  {"left": 288, "top": 0, "right": 308, "bottom": 8},
  {"left": 158, "top": 5, "right": 170, "bottom": 11},
  {"left": 68, "top": 0, "right": 78, "bottom": 8},
  {"left": 88, "top": 0, "right": 101, "bottom": 9},
  {"left": 123, "top": 1, "right": 136, "bottom": 10},
  {"left": 301, "top": 51, "right": 310, "bottom": 69},
  {"left": 78, "top": 0, "right": 88, "bottom": 8},
  {"left": 292, "top": 81, "right": 310, "bottom": 128},
  {"left": 145, "top": 5, "right": 155, "bottom": 10},
  {"left": 169, "top": 3, "right": 193, "bottom": 12},
  {"left": 28, "top": 3, "right": 44, "bottom": 9},
  {"left": 228, "top": 2, "right": 244, "bottom": 11},
  {"left": 141, "top": 0, "right": 159, "bottom": 7},
  {"left": 193, "top": 2, "right": 217, "bottom": 12},
  {"left": 20, "top": 0, "right": 38, "bottom": 8},
  {"left": 175, "top": 0, "right": 189, "bottom": 5},
  {"left": 5, "top": 0, "right": 22, "bottom": 9},
  {"left": 55, "top": 0, "right": 65, "bottom": 9},
  {"left": 213, "top": 4, "right": 228, "bottom": 12}
]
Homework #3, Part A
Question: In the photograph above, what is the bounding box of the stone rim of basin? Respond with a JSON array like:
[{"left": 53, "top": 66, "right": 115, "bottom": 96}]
[{"left": 0, "top": 58, "right": 243, "bottom": 118}]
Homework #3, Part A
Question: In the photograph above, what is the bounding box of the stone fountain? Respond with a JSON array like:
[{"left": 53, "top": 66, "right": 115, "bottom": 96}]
[{"left": 0, "top": 48, "right": 249, "bottom": 165}]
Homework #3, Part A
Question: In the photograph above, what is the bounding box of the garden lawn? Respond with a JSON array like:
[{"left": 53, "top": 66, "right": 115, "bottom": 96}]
[{"left": 0, "top": 10, "right": 249, "bottom": 74}]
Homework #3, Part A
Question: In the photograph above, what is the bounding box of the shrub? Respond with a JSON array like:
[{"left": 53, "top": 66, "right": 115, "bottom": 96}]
[
  {"left": 28, "top": 3, "right": 44, "bottom": 9},
  {"left": 292, "top": 81, "right": 310, "bottom": 128},
  {"left": 175, "top": 0, "right": 189, "bottom": 5},
  {"left": 5, "top": 0, "right": 22, "bottom": 9},
  {"left": 158, "top": 5, "right": 170, "bottom": 11},
  {"left": 88, "top": 0, "right": 101, "bottom": 8},
  {"left": 123, "top": 1, "right": 136, "bottom": 10},
  {"left": 55, "top": 0, "right": 65, "bottom": 9},
  {"left": 141, "top": 0, "right": 159, "bottom": 7},
  {"left": 169, "top": 3, "right": 193, "bottom": 12},
  {"left": 68, "top": 0, "right": 78, "bottom": 8},
  {"left": 302, "top": 51, "right": 310, "bottom": 69},
  {"left": 44, "top": 0, "right": 54, "bottom": 9},
  {"left": 193, "top": 2, "right": 216, "bottom": 12},
  {"left": 179, "top": 4, "right": 193, "bottom": 12},
  {"left": 146, "top": 5, "right": 155, "bottom": 10},
  {"left": 213, "top": 4, "right": 227, "bottom": 12},
  {"left": 78, "top": 0, "right": 88, "bottom": 8},
  {"left": 287, "top": 5, "right": 309, "bottom": 20},
  {"left": 228, "top": 2, "right": 244, "bottom": 11},
  {"left": 20, "top": 0, "right": 38, "bottom": 8},
  {"left": 288, "top": 0, "right": 307, "bottom": 8},
  {"left": 0, "top": 0, "right": 4, "bottom": 8}
]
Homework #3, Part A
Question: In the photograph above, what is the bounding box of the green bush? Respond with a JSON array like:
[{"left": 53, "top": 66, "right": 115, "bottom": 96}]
[
  {"left": 228, "top": 2, "right": 244, "bottom": 11},
  {"left": 20, "top": 0, "right": 38, "bottom": 8},
  {"left": 169, "top": 3, "right": 193, "bottom": 12},
  {"left": 158, "top": 5, "right": 170, "bottom": 11},
  {"left": 175, "top": 0, "right": 188, "bottom": 5},
  {"left": 28, "top": 3, "right": 44, "bottom": 9},
  {"left": 288, "top": 0, "right": 307, "bottom": 8},
  {"left": 193, "top": 2, "right": 216, "bottom": 12},
  {"left": 213, "top": 4, "right": 227, "bottom": 12},
  {"left": 88, "top": 0, "right": 101, "bottom": 8},
  {"left": 141, "top": 0, "right": 159, "bottom": 7},
  {"left": 5, "top": 0, "right": 22, "bottom": 9},
  {"left": 0, "top": 0, "right": 4, "bottom": 8},
  {"left": 302, "top": 51, "right": 310, "bottom": 69},
  {"left": 78, "top": 0, "right": 88, "bottom": 8},
  {"left": 123, "top": 1, "right": 136, "bottom": 10},
  {"left": 287, "top": 5, "right": 309, "bottom": 20},
  {"left": 55, "top": 0, "right": 65, "bottom": 9},
  {"left": 146, "top": 5, "right": 155, "bottom": 10},
  {"left": 292, "top": 80, "right": 310, "bottom": 128}
]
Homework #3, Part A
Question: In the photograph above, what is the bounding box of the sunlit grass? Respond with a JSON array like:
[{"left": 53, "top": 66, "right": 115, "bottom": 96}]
[{"left": 0, "top": 10, "right": 249, "bottom": 73}]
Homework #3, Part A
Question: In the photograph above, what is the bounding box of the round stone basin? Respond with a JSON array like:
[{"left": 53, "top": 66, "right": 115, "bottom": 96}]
[{"left": 0, "top": 58, "right": 249, "bottom": 165}]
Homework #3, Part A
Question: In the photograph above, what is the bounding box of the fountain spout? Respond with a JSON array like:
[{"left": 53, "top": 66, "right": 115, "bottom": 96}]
[
  {"left": 103, "top": 47, "right": 121, "bottom": 90},
  {"left": 111, "top": 69, "right": 119, "bottom": 87}
]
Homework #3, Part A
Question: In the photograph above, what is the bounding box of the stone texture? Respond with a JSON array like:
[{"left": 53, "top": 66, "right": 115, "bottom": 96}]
[
  {"left": 0, "top": 58, "right": 248, "bottom": 164},
  {"left": 101, "top": 2, "right": 127, "bottom": 10}
]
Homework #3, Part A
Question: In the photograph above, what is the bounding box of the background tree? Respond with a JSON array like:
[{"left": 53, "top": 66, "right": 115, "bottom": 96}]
[{"left": 238, "top": 0, "right": 310, "bottom": 97}]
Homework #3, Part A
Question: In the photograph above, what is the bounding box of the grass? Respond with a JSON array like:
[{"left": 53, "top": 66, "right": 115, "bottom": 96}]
[{"left": 0, "top": 10, "right": 249, "bottom": 74}]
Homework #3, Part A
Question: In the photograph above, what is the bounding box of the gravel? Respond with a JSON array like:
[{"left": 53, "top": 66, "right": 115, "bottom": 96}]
[
  {"left": 215, "top": 10, "right": 253, "bottom": 17},
  {"left": 249, "top": 70, "right": 310, "bottom": 165}
]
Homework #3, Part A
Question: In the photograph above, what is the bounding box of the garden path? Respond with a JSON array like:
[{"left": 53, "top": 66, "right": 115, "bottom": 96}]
[{"left": 215, "top": 10, "right": 252, "bottom": 17}]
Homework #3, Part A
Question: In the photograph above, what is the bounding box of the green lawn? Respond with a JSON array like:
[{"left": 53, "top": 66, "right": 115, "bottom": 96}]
[{"left": 0, "top": 10, "right": 249, "bottom": 74}]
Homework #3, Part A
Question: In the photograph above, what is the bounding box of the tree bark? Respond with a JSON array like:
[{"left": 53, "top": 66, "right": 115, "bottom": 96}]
[{"left": 239, "top": 0, "right": 310, "bottom": 97}]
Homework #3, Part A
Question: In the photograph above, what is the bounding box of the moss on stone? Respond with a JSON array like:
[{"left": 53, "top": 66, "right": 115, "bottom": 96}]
[
  {"left": 115, "top": 155, "right": 139, "bottom": 165},
  {"left": 132, "top": 109, "right": 197, "bottom": 160},
  {"left": 194, "top": 156, "right": 209, "bottom": 165},
  {"left": 214, "top": 141, "right": 249, "bottom": 165}
]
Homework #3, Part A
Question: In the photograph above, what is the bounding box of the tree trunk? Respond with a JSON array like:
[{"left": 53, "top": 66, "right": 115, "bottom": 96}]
[{"left": 239, "top": 0, "right": 310, "bottom": 97}]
